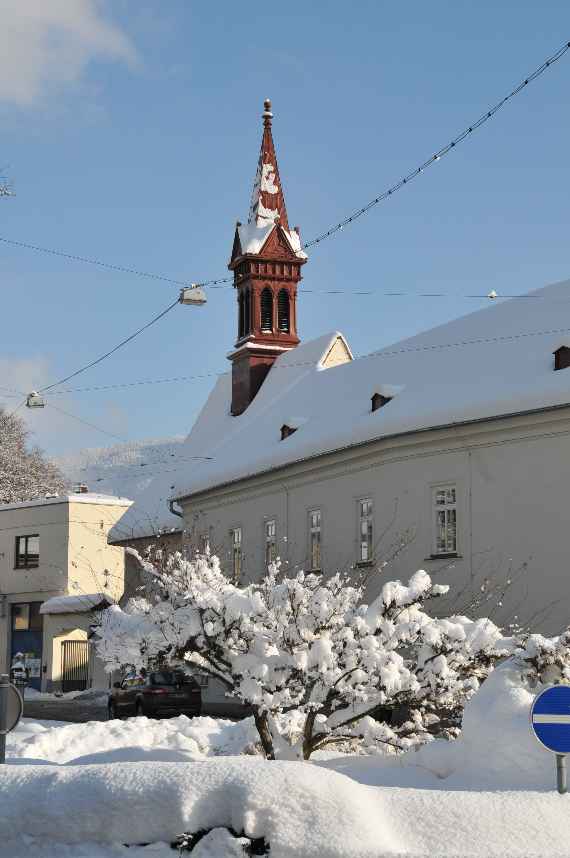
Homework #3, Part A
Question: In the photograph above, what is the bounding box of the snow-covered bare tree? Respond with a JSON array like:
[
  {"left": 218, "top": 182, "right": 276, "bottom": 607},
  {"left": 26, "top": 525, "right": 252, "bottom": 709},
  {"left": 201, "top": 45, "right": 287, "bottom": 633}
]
[
  {"left": 0, "top": 406, "right": 67, "bottom": 503},
  {"left": 96, "top": 551, "right": 514, "bottom": 759}
]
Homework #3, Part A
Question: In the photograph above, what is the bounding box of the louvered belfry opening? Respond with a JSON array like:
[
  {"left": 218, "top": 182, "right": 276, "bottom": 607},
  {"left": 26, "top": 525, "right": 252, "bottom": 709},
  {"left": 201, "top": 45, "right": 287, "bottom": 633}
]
[
  {"left": 278, "top": 289, "right": 290, "bottom": 333},
  {"left": 261, "top": 287, "right": 273, "bottom": 332}
]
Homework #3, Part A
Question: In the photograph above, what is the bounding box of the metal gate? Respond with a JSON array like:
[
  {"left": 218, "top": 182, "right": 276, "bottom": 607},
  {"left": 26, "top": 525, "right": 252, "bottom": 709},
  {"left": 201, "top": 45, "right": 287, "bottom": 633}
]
[{"left": 61, "top": 640, "right": 90, "bottom": 693}]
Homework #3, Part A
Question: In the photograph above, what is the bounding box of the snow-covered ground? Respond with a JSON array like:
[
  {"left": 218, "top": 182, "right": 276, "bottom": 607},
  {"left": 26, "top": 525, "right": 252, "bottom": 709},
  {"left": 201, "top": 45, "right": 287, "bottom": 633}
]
[{"left": 2, "top": 664, "right": 569, "bottom": 857}]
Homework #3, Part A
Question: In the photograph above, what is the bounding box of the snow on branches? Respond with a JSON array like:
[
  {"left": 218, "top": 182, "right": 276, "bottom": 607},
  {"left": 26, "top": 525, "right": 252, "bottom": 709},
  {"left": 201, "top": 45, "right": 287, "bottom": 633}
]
[
  {"left": 96, "top": 551, "right": 512, "bottom": 759},
  {"left": 0, "top": 406, "right": 67, "bottom": 503}
]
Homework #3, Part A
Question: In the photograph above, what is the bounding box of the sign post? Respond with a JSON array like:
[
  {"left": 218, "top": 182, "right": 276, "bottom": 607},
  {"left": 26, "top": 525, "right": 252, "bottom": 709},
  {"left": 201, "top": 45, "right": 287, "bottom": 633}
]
[
  {"left": 0, "top": 673, "right": 24, "bottom": 764},
  {"left": 530, "top": 685, "right": 570, "bottom": 794}
]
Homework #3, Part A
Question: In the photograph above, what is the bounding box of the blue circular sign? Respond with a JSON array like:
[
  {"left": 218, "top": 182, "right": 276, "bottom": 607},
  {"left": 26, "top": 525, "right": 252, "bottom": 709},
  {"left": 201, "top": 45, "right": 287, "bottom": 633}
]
[{"left": 531, "top": 685, "right": 570, "bottom": 754}]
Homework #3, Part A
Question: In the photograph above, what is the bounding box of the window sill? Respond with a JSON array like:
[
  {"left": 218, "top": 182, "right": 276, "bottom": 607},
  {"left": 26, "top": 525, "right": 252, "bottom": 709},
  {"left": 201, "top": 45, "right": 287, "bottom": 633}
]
[
  {"left": 355, "top": 560, "right": 375, "bottom": 568},
  {"left": 424, "top": 553, "right": 462, "bottom": 561},
  {"left": 14, "top": 565, "right": 39, "bottom": 570}
]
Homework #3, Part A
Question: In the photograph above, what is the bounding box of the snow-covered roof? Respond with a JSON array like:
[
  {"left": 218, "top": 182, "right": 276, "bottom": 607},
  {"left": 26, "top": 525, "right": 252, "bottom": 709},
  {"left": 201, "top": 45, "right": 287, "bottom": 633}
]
[
  {"left": 40, "top": 593, "right": 111, "bottom": 615},
  {"left": 58, "top": 438, "right": 186, "bottom": 543},
  {"left": 0, "top": 493, "right": 132, "bottom": 514},
  {"left": 111, "top": 277, "right": 570, "bottom": 535},
  {"left": 163, "top": 277, "right": 570, "bottom": 499}
]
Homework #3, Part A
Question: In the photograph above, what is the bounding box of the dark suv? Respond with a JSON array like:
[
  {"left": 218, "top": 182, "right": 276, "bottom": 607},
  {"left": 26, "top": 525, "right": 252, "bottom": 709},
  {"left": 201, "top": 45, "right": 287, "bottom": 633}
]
[{"left": 108, "top": 670, "right": 201, "bottom": 719}]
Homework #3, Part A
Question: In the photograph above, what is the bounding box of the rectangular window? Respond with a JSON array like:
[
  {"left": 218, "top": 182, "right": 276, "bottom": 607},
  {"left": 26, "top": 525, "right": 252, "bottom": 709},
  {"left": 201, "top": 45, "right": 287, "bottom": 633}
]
[
  {"left": 309, "top": 509, "right": 322, "bottom": 571},
  {"left": 433, "top": 486, "right": 458, "bottom": 555},
  {"left": 358, "top": 499, "right": 374, "bottom": 563},
  {"left": 15, "top": 534, "right": 39, "bottom": 569},
  {"left": 264, "top": 519, "right": 277, "bottom": 568},
  {"left": 230, "top": 527, "right": 242, "bottom": 581},
  {"left": 11, "top": 602, "right": 42, "bottom": 631}
]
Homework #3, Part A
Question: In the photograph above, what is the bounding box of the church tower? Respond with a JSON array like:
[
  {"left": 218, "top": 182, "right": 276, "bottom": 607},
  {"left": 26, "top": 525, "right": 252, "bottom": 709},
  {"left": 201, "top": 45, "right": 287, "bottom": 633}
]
[{"left": 228, "top": 99, "right": 307, "bottom": 416}]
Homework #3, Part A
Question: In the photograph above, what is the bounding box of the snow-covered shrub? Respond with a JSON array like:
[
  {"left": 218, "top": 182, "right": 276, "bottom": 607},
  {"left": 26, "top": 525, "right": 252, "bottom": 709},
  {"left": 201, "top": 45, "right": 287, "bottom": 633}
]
[
  {"left": 95, "top": 551, "right": 512, "bottom": 759},
  {"left": 514, "top": 628, "right": 570, "bottom": 686}
]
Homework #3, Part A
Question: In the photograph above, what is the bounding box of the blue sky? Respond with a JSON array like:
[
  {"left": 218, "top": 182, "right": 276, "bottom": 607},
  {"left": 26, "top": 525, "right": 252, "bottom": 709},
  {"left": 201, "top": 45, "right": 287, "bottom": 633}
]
[{"left": 1, "top": 1, "right": 569, "bottom": 457}]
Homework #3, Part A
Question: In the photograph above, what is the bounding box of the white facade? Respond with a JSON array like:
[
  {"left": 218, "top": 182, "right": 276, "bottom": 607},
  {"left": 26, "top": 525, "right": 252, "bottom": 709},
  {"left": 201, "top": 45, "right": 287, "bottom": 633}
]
[
  {"left": 0, "top": 493, "right": 131, "bottom": 691},
  {"left": 177, "top": 405, "right": 570, "bottom": 635},
  {"left": 114, "top": 277, "right": 570, "bottom": 636}
]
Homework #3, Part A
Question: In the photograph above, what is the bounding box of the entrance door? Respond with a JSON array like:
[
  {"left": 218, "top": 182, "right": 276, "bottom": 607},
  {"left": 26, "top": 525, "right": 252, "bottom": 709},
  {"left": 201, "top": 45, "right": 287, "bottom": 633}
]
[
  {"left": 11, "top": 603, "right": 43, "bottom": 691},
  {"left": 61, "top": 640, "right": 90, "bottom": 693}
]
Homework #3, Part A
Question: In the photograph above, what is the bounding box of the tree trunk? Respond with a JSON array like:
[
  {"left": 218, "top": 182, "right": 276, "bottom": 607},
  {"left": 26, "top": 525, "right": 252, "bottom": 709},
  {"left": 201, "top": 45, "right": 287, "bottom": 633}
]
[
  {"left": 302, "top": 710, "right": 317, "bottom": 760},
  {"left": 253, "top": 710, "right": 275, "bottom": 760}
]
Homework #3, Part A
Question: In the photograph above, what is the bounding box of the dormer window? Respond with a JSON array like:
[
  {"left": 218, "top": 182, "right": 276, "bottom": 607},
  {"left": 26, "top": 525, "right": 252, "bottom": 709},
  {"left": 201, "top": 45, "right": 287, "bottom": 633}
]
[
  {"left": 371, "top": 392, "right": 392, "bottom": 412},
  {"left": 281, "top": 424, "right": 297, "bottom": 440},
  {"left": 554, "top": 346, "right": 570, "bottom": 371}
]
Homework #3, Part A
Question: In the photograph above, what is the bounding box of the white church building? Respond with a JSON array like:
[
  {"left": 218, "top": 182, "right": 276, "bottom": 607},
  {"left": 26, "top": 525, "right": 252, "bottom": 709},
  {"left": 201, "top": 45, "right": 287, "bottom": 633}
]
[{"left": 113, "top": 101, "right": 570, "bottom": 636}]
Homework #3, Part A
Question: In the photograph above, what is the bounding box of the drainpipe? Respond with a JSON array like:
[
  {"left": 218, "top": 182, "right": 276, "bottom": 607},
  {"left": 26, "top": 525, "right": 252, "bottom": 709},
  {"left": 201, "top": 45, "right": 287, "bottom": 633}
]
[{"left": 168, "top": 499, "right": 184, "bottom": 519}]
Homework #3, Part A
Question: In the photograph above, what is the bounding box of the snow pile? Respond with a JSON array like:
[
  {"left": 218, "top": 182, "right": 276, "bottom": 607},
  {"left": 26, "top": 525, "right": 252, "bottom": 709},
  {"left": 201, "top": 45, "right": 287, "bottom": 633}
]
[
  {"left": 2, "top": 757, "right": 570, "bottom": 856},
  {"left": 4, "top": 665, "right": 570, "bottom": 856},
  {"left": 413, "top": 659, "right": 552, "bottom": 789},
  {"left": 8, "top": 715, "right": 259, "bottom": 765},
  {"left": 319, "top": 659, "right": 555, "bottom": 792},
  {"left": 0, "top": 758, "right": 391, "bottom": 855}
]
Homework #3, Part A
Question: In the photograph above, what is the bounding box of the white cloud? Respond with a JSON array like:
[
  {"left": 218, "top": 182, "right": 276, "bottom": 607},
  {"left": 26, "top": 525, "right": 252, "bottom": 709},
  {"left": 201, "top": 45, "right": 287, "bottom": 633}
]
[{"left": 0, "top": 0, "right": 135, "bottom": 106}]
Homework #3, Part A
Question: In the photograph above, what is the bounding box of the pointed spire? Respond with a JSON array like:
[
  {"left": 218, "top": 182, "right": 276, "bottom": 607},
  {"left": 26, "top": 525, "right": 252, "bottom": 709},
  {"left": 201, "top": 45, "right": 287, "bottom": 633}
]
[{"left": 248, "top": 98, "right": 289, "bottom": 230}]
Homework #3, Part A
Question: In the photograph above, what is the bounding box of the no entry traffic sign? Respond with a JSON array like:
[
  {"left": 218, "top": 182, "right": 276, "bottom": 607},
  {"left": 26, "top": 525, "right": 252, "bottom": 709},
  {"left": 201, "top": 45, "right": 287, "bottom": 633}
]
[{"left": 531, "top": 684, "right": 570, "bottom": 793}]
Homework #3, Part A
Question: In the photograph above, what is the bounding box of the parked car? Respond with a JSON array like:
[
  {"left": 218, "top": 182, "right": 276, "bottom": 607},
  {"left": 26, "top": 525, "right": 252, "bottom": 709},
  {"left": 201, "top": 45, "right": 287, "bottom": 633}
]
[{"left": 108, "top": 670, "right": 201, "bottom": 719}]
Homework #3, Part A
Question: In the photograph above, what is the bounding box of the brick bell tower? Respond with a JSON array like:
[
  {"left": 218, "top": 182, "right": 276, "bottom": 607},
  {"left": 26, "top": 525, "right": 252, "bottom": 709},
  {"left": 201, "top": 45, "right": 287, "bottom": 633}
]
[{"left": 228, "top": 99, "right": 307, "bottom": 416}]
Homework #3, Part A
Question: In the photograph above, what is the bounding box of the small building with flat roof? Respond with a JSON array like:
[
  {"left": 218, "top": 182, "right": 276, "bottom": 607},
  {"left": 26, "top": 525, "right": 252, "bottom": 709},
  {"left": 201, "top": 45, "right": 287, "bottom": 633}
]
[{"left": 0, "top": 491, "right": 131, "bottom": 692}]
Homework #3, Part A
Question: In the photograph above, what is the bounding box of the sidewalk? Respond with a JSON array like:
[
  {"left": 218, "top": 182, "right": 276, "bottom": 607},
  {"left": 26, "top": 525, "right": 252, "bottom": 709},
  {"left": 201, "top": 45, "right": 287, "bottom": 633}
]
[{"left": 23, "top": 695, "right": 108, "bottom": 723}]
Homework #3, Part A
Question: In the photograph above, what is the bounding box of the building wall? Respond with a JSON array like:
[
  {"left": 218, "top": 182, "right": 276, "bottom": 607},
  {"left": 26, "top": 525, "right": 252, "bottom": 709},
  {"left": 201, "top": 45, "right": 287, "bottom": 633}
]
[
  {"left": 0, "top": 497, "right": 130, "bottom": 688},
  {"left": 66, "top": 499, "right": 128, "bottom": 602},
  {"left": 179, "top": 407, "right": 570, "bottom": 635}
]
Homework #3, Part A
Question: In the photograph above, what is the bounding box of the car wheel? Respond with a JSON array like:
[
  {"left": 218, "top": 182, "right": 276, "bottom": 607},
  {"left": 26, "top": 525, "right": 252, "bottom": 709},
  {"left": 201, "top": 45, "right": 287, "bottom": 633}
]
[{"left": 135, "top": 700, "right": 144, "bottom": 717}]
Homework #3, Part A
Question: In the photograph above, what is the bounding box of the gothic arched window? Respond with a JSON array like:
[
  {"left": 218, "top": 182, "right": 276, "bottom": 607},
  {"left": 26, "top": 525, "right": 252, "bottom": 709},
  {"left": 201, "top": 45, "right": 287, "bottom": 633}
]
[
  {"left": 261, "top": 287, "right": 273, "bottom": 332},
  {"left": 277, "top": 289, "right": 290, "bottom": 333}
]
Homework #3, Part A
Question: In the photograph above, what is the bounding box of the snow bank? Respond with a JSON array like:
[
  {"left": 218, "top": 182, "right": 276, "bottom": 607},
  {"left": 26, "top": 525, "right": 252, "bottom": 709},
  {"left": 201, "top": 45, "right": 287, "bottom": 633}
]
[
  {"left": 8, "top": 715, "right": 259, "bottom": 765},
  {"left": 0, "top": 759, "right": 391, "bottom": 856},
  {"left": 2, "top": 758, "right": 570, "bottom": 857},
  {"left": 5, "top": 667, "right": 570, "bottom": 856},
  {"left": 412, "top": 660, "right": 552, "bottom": 789},
  {"left": 319, "top": 660, "right": 556, "bottom": 792}
]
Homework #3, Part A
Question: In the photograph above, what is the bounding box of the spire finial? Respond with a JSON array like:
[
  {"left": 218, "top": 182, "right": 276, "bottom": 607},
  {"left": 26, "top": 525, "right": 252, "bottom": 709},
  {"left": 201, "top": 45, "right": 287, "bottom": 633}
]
[{"left": 262, "top": 98, "right": 273, "bottom": 127}]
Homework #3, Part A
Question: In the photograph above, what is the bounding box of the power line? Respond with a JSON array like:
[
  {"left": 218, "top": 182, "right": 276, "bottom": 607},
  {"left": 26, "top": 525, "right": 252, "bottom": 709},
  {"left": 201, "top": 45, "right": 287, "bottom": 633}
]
[
  {"left": 299, "top": 289, "right": 548, "bottom": 298},
  {"left": 301, "top": 39, "right": 570, "bottom": 250},
  {"left": 40, "top": 297, "right": 180, "bottom": 393},
  {"left": 0, "top": 40, "right": 567, "bottom": 292},
  {"left": 46, "top": 401, "right": 130, "bottom": 443},
  {"left": 42, "top": 320, "right": 570, "bottom": 396}
]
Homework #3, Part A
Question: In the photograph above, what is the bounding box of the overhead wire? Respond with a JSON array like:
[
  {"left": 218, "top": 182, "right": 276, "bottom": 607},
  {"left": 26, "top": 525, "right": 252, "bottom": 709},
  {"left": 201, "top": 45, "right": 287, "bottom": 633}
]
[
  {"left": 45, "top": 401, "right": 131, "bottom": 443},
  {"left": 40, "top": 297, "right": 181, "bottom": 393},
  {"left": 38, "top": 320, "right": 570, "bottom": 396},
  {"left": 0, "top": 40, "right": 567, "bottom": 294}
]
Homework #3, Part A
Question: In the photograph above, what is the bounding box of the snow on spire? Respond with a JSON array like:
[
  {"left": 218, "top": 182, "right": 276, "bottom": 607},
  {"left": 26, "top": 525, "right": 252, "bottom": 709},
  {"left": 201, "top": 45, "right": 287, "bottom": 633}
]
[{"left": 248, "top": 98, "right": 289, "bottom": 230}]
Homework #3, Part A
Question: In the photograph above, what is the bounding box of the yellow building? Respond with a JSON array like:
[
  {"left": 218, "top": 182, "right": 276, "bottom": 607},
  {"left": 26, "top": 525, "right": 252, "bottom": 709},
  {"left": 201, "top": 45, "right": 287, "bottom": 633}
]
[{"left": 0, "top": 491, "right": 131, "bottom": 692}]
